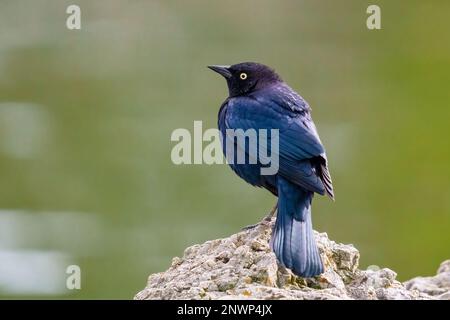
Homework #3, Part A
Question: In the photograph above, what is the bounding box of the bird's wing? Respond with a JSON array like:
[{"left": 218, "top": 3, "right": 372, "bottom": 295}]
[{"left": 224, "top": 88, "right": 334, "bottom": 198}]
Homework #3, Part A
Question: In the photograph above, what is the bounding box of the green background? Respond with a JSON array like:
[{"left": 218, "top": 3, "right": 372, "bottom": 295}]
[{"left": 0, "top": 0, "right": 449, "bottom": 298}]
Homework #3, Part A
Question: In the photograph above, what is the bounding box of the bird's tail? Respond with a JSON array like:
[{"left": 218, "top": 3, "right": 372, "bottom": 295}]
[{"left": 270, "top": 177, "right": 324, "bottom": 277}]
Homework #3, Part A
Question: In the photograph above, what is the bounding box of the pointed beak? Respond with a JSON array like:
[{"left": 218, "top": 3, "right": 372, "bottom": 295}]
[{"left": 207, "top": 65, "right": 232, "bottom": 79}]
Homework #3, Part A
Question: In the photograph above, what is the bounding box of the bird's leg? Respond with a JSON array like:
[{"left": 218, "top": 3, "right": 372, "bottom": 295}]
[
  {"left": 242, "top": 201, "right": 278, "bottom": 230},
  {"left": 263, "top": 201, "right": 278, "bottom": 222}
]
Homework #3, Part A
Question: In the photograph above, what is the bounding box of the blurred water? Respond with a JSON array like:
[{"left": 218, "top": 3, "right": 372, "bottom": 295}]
[
  {"left": 0, "top": 249, "right": 70, "bottom": 295},
  {"left": 0, "top": 102, "right": 50, "bottom": 159},
  {"left": 0, "top": 0, "right": 449, "bottom": 298}
]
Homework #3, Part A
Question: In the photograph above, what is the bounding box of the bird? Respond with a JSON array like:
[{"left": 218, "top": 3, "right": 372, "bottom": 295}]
[{"left": 208, "top": 62, "right": 334, "bottom": 277}]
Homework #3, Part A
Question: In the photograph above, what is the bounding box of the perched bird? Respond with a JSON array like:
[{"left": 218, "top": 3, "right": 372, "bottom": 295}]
[{"left": 208, "top": 62, "right": 334, "bottom": 277}]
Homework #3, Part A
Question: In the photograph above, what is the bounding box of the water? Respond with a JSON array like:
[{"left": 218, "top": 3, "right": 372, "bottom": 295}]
[{"left": 0, "top": 0, "right": 449, "bottom": 298}]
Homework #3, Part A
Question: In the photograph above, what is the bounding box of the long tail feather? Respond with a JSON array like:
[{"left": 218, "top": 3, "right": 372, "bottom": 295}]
[{"left": 271, "top": 177, "right": 324, "bottom": 277}]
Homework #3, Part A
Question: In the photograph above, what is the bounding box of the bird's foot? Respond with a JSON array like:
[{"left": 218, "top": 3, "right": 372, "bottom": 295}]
[
  {"left": 241, "top": 203, "right": 277, "bottom": 231},
  {"left": 241, "top": 217, "right": 272, "bottom": 231},
  {"left": 241, "top": 223, "right": 259, "bottom": 231},
  {"left": 241, "top": 206, "right": 276, "bottom": 230}
]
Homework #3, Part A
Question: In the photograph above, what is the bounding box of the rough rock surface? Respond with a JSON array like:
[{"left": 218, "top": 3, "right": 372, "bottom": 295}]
[
  {"left": 135, "top": 221, "right": 449, "bottom": 300},
  {"left": 404, "top": 260, "right": 450, "bottom": 300}
]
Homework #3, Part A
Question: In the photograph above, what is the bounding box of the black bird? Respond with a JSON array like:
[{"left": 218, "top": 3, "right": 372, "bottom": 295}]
[{"left": 209, "top": 62, "right": 334, "bottom": 277}]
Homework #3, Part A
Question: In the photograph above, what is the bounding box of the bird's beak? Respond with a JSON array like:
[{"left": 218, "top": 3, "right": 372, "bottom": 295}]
[{"left": 207, "top": 65, "right": 232, "bottom": 79}]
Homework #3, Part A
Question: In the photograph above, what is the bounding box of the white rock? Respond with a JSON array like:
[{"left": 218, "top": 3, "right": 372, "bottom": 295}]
[{"left": 135, "top": 220, "right": 447, "bottom": 300}]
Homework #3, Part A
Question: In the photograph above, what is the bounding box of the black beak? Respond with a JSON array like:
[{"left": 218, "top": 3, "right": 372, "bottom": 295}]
[{"left": 208, "top": 65, "right": 232, "bottom": 79}]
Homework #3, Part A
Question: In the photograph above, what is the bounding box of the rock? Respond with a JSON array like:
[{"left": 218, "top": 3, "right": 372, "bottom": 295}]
[
  {"left": 404, "top": 260, "right": 450, "bottom": 299},
  {"left": 134, "top": 220, "right": 448, "bottom": 300}
]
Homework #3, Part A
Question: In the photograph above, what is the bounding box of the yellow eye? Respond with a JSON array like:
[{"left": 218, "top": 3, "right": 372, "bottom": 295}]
[{"left": 239, "top": 72, "right": 248, "bottom": 80}]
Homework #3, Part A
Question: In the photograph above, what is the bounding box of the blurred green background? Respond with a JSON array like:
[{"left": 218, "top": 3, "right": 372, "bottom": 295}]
[{"left": 0, "top": 0, "right": 449, "bottom": 299}]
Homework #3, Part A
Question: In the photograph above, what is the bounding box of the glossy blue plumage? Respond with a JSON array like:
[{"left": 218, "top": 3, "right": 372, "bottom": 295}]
[
  {"left": 213, "top": 63, "right": 333, "bottom": 277},
  {"left": 219, "top": 83, "right": 331, "bottom": 197}
]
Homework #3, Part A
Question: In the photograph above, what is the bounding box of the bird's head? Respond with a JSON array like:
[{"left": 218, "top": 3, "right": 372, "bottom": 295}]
[{"left": 208, "top": 62, "right": 282, "bottom": 97}]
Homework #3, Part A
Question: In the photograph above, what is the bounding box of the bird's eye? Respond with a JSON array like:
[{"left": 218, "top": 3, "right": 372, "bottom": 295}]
[{"left": 239, "top": 73, "right": 248, "bottom": 80}]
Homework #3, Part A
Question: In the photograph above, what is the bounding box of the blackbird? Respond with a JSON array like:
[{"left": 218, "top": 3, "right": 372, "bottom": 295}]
[{"left": 209, "top": 62, "right": 334, "bottom": 277}]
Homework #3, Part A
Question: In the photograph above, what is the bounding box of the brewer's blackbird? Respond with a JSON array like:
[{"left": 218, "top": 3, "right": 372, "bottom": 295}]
[{"left": 208, "top": 62, "right": 334, "bottom": 277}]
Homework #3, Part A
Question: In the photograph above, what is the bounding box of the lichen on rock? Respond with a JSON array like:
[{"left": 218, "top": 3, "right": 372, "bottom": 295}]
[{"left": 134, "top": 220, "right": 449, "bottom": 300}]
